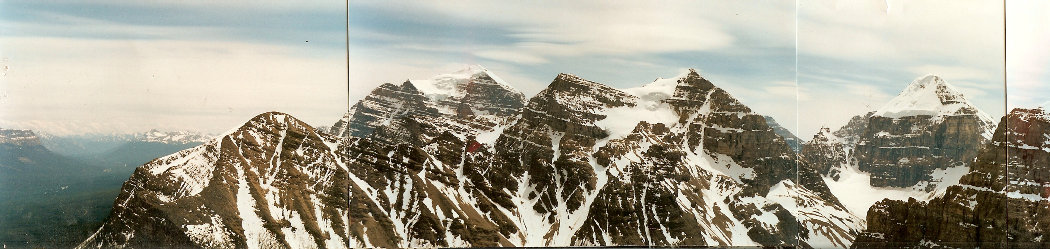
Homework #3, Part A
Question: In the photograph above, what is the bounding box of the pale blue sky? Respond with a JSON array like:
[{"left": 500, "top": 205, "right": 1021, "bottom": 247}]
[{"left": 0, "top": 0, "right": 348, "bottom": 135}]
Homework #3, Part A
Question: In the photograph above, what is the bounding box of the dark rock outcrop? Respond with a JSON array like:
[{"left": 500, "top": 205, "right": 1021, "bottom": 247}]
[
  {"left": 852, "top": 108, "right": 1050, "bottom": 249},
  {"left": 801, "top": 127, "right": 848, "bottom": 180}
]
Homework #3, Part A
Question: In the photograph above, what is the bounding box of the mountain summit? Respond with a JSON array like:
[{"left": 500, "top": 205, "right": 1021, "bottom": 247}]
[
  {"left": 79, "top": 112, "right": 350, "bottom": 249},
  {"left": 799, "top": 74, "right": 1000, "bottom": 222},
  {"left": 330, "top": 65, "right": 525, "bottom": 138},
  {"left": 854, "top": 75, "right": 997, "bottom": 188},
  {"left": 408, "top": 64, "right": 517, "bottom": 102},
  {"left": 873, "top": 75, "right": 995, "bottom": 131}
]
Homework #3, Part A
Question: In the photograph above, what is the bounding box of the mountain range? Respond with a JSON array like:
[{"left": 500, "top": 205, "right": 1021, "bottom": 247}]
[
  {"left": 7, "top": 65, "right": 1035, "bottom": 248},
  {"left": 0, "top": 129, "right": 209, "bottom": 248}
]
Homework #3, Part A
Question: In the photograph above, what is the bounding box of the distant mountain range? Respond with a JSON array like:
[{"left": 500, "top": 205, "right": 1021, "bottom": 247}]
[{"left": 0, "top": 128, "right": 207, "bottom": 248}]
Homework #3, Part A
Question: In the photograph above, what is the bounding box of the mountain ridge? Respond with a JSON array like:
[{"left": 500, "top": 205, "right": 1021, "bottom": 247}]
[{"left": 83, "top": 67, "right": 1027, "bottom": 248}]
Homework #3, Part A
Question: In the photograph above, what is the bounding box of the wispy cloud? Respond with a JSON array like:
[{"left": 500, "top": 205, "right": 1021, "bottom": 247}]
[{"left": 0, "top": 0, "right": 347, "bottom": 135}]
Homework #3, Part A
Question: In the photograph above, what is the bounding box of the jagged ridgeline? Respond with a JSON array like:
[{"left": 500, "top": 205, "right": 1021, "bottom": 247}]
[
  {"left": 334, "top": 66, "right": 858, "bottom": 247},
  {"left": 81, "top": 66, "right": 861, "bottom": 248}
]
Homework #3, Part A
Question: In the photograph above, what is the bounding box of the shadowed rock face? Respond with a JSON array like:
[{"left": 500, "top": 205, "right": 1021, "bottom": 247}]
[
  {"left": 855, "top": 113, "right": 991, "bottom": 188},
  {"left": 332, "top": 82, "right": 438, "bottom": 138},
  {"left": 852, "top": 108, "right": 1050, "bottom": 249},
  {"left": 801, "top": 127, "right": 848, "bottom": 181}
]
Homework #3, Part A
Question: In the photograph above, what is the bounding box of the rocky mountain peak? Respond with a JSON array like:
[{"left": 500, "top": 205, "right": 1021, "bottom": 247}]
[
  {"left": 801, "top": 126, "right": 848, "bottom": 180},
  {"left": 1003, "top": 107, "right": 1050, "bottom": 151},
  {"left": 237, "top": 111, "right": 302, "bottom": 134},
  {"left": 832, "top": 112, "right": 874, "bottom": 146},
  {"left": 531, "top": 73, "right": 636, "bottom": 113},
  {"left": 672, "top": 69, "right": 716, "bottom": 99},
  {"left": 408, "top": 64, "right": 519, "bottom": 102},
  {"left": 331, "top": 65, "right": 524, "bottom": 138},
  {"left": 873, "top": 74, "right": 992, "bottom": 124},
  {"left": 850, "top": 75, "right": 996, "bottom": 188},
  {"left": 80, "top": 111, "right": 350, "bottom": 249}
]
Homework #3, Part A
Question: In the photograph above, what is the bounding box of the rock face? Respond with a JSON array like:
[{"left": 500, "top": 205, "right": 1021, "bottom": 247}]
[
  {"left": 801, "top": 127, "right": 849, "bottom": 181},
  {"left": 852, "top": 108, "right": 1050, "bottom": 249},
  {"left": 79, "top": 112, "right": 351, "bottom": 249},
  {"left": 834, "top": 112, "right": 873, "bottom": 146},
  {"left": 852, "top": 75, "right": 995, "bottom": 188}
]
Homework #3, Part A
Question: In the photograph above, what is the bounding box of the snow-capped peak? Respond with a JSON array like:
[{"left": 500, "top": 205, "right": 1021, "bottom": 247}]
[
  {"left": 408, "top": 64, "right": 517, "bottom": 101},
  {"left": 623, "top": 68, "right": 697, "bottom": 104},
  {"left": 139, "top": 129, "right": 210, "bottom": 144},
  {"left": 873, "top": 75, "right": 992, "bottom": 122}
]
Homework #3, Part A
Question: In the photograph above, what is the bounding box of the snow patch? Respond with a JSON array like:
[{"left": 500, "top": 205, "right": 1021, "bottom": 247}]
[
  {"left": 823, "top": 163, "right": 964, "bottom": 219},
  {"left": 593, "top": 103, "right": 678, "bottom": 145}
]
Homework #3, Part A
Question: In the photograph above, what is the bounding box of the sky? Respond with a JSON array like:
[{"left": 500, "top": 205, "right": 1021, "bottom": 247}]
[
  {"left": 350, "top": 0, "right": 1023, "bottom": 139},
  {"left": 1, "top": 1, "right": 1046, "bottom": 138},
  {"left": 0, "top": 0, "right": 348, "bottom": 135}
]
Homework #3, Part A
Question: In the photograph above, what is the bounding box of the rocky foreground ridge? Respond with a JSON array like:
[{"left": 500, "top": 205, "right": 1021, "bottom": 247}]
[{"left": 852, "top": 108, "right": 1050, "bottom": 248}]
